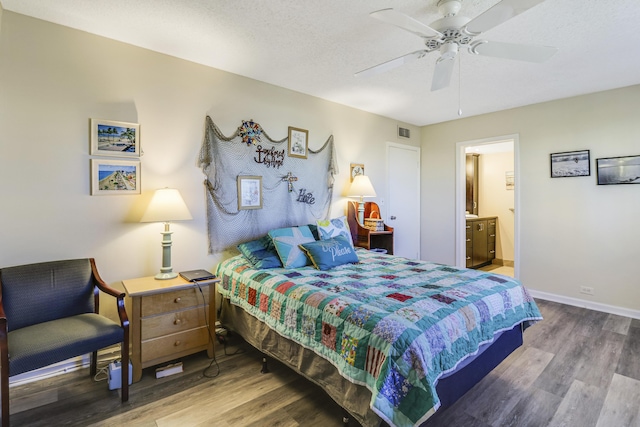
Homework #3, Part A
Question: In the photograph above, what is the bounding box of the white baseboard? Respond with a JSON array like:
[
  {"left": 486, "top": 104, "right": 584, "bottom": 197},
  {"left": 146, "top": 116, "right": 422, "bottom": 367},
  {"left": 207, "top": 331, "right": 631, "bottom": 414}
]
[
  {"left": 529, "top": 289, "right": 640, "bottom": 320},
  {"left": 9, "top": 346, "right": 121, "bottom": 387}
]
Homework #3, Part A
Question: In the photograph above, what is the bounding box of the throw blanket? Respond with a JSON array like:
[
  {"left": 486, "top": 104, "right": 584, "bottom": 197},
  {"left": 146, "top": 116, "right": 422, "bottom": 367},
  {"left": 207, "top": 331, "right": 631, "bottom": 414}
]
[{"left": 217, "top": 249, "right": 542, "bottom": 427}]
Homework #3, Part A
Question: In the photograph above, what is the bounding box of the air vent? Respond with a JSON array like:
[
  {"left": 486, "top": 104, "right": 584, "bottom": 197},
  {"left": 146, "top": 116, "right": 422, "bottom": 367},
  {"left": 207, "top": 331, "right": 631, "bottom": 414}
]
[{"left": 398, "top": 127, "right": 410, "bottom": 138}]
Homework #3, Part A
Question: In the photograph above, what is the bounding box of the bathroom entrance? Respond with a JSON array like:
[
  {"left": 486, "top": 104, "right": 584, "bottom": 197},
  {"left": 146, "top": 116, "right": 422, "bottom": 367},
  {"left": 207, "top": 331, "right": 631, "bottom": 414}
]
[{"left": 455, "top": 135, "right": 519, "bottom": 277}]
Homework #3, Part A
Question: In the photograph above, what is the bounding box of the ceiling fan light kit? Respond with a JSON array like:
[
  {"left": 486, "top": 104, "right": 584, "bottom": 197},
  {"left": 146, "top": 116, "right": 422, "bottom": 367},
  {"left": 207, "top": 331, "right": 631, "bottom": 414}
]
[{"left": 356, "top": 0, "right": 558, "bottom": 91}]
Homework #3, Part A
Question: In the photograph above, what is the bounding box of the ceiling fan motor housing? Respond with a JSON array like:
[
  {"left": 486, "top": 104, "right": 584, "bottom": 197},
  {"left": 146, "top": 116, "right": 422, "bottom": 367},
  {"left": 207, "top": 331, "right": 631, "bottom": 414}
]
[{"left": 425, "top": 15, "right": 472, "bottom": 53}]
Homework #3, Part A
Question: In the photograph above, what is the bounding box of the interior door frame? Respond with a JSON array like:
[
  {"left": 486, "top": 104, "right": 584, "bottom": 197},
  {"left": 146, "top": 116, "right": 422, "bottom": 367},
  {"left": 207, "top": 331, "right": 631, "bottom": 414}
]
[{"left": 455, "top": 134, "right": 520, "bottom": 277}]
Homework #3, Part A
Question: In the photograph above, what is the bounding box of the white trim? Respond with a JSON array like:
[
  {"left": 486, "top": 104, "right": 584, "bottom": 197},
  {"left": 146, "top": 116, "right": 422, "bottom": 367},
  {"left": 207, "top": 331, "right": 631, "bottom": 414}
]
[
  {"left": 455, "top": 135, "right": 519, "bottom": 276},
  {"left": 9, "top": 347, "right": 121, "bottom": 387},
  {"left": 529, "top": 289, "right": 640, "bottom": 320}
]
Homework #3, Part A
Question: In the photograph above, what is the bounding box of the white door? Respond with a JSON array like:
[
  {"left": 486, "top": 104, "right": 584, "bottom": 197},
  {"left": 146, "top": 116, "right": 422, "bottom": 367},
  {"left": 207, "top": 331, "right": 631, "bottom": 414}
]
[{"left": 387, "top": 143, "right": 421, "bottom": 259}]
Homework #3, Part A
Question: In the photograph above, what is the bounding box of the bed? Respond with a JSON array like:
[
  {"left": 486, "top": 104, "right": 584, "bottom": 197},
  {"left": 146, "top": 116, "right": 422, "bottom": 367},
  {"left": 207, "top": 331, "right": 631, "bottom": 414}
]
[{"left": 216, "top": 246, "right": 541, "bottom": 427}]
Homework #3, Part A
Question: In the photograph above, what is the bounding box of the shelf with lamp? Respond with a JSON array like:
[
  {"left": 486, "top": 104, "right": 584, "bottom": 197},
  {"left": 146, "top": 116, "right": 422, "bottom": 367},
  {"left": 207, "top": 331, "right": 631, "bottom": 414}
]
[{"left": 346, "top": 175, "right": 394, "bottom": 255}]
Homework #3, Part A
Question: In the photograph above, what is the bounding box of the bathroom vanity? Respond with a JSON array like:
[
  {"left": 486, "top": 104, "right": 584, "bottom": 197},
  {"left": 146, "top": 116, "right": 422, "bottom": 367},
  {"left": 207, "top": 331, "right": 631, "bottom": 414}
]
[{"left": 466, "top": 216, "right": 497, "bottom": 269}]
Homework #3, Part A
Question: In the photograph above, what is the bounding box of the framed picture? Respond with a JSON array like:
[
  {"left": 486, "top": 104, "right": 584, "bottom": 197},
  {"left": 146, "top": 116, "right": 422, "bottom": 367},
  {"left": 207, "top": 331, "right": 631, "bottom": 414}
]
[
  {"left": 550, "top": 149, "right": 590, "bottom": 178},
  {"left": 90, "top": 119, "right": 140, "bottom": 157},
  {"left": 90, "top": 159, "right": 140, "bottom": 195},
  {"left": 350, "top": 163, "right": 364, "bottom": 182},
  {"left": 237, "top": 175, "right": 263, "bottom": 210},
  {"left": 288, "top": 126, "right": 308, "bottom": 159},
  {"left": 596, "top": 155, "right": 640, "bottom": 185},
  {"left": 505, "top": 171, "right": 514, "bottom": 190}
]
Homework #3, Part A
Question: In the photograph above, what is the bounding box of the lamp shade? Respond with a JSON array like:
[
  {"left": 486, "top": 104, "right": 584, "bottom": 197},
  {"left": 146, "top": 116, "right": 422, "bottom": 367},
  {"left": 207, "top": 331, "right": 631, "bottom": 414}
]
[
  {"left": 141, "top": 188, "right": 192, "bottom": 223},
  {"left": 347, "top": 175, "right": 377, "bottom": 198}
]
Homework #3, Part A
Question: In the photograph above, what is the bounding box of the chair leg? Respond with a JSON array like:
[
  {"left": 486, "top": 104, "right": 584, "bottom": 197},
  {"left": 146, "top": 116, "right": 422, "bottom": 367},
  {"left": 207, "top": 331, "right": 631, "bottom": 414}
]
[
  {"left": 90, "top": 350, "right": 98, "bottom": 377},
  {"left": 1, "top": 366, "right": 9, "bottom": 427},
  {"left": 121, "top": 342, "right": 129, "bottom": 402}
]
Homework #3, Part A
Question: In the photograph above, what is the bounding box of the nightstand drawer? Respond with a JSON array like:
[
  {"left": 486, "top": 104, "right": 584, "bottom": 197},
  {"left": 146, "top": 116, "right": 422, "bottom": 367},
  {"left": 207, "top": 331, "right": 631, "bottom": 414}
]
[
  {"left": 141, "top": 327, "right": 209, "bottom": 363},
  {"left": 141, "top": 286, "right": 210, "bottom": 317},
  {"left": 141, "top": 306, "right": 208, "bottom": 340}
]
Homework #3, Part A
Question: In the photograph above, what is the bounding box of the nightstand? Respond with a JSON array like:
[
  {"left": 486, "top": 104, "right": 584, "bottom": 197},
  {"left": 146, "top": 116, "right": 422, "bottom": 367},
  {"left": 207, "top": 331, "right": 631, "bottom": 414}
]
[{"left": 122, "top": 275, "right": 219, "bottom": 382}]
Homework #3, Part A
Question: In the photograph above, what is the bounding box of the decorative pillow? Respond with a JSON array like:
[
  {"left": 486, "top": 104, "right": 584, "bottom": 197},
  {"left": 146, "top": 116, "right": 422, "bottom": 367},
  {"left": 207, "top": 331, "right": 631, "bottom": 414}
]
[
  {"left": 237, "top": 235, "right": 282, "bottom": 269},
  {"left": 299, "top": 235, "right": 359, "bottom": 270},
  {"left": 317, "top": 216, "right": 354, "bottom": 248},
  {"left": 306, "top": 223, "right": 320, "bottom": 241},
  {"left": 268, "top": 225, "right": 316, "bottom": 268}
]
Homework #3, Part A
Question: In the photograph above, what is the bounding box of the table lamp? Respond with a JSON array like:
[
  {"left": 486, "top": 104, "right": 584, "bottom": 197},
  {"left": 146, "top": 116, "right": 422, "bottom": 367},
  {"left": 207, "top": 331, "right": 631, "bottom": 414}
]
[
  {"left": 141, "top": 188, "right": 193, "bottom": 280},
  {"left": 347, "top": 175, "right": 377, "bottom": 224}
]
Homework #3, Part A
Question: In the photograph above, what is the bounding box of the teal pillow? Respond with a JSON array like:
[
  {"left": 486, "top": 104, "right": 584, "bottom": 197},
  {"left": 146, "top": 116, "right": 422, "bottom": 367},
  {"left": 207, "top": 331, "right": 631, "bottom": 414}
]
[
  {"left": 268, "top": 226, "right": 316, "bottom": 268},
  {"left": 317, "top": 216, "right": 354, "bottom": 249},
  {"left": 299, "top": 235, "right": 359, "bottom": 270},
  {"left": 237, "top": 235, "right": 282, "bottom": 269}
]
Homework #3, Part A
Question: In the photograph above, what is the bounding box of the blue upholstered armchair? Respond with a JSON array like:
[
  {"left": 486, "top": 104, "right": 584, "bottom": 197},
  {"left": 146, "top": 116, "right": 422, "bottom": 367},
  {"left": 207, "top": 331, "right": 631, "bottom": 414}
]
[{"left": 0, "top": 258, "right": 129, "bottom": 427}]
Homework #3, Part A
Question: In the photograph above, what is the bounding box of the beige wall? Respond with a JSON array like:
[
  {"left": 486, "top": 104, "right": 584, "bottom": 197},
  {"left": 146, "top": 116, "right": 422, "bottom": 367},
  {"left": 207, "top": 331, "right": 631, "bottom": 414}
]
[
  {"left": 422, "top": 85, "right": 640, "bottom": 313},
  {"left": 0, "top": 12, "right": 419, "bottom": 292},
  {"left": 478, "top": 151, "right": 515, "bottom": 263}
]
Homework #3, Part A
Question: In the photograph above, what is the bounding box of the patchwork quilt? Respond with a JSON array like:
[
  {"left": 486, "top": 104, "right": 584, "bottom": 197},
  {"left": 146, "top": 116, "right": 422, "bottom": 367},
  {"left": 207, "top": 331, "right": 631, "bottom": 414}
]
[{"left": 216, "top": 249, "right": 542, "bottom": 427}]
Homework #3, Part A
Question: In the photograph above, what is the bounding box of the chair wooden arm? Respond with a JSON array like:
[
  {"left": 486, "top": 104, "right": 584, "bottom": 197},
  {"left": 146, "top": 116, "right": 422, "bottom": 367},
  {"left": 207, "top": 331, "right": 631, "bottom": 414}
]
[
  {"left": 0, "top": 297, "right": 6, "bottom": 324},
  {"left": 89, "top": 259, "right": 129, "bottom": 329}
]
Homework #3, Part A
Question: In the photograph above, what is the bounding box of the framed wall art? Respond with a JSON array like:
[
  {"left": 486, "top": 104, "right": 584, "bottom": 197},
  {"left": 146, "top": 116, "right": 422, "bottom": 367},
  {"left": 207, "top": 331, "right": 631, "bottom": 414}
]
[
  {"left": 596, "top": 155, "right": 640, "bottom": 185},
  {"left": 550, "top": 149, "right": 590, "bottom": 178},
  {"left": 237, "top": 175, "right": 263, "bottom": 210},
  {"left": 288, "top": 126, "right": 308, "bottom": 159},
  {"left": 90, "top": 118, "right": 141, "bottom": 157},
  {"left": 90, "top": 159, "right": 141, "bottom": 195},
  {"left": 350, "top": 163, "right": 364, "bottom": 182}
]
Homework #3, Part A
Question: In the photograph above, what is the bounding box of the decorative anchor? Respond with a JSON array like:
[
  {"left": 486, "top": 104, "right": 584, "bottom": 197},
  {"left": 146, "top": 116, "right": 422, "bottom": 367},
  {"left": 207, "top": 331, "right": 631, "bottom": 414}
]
[{"left": 282, "top": 172, "right": 298, "bottom": 192}]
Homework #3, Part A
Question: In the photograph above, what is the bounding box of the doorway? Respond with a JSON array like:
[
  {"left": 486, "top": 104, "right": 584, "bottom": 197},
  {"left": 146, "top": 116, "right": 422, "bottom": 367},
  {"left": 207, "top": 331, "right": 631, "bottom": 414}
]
[{"left": 455, "top": 135, "right": 519, "bottom": 277}]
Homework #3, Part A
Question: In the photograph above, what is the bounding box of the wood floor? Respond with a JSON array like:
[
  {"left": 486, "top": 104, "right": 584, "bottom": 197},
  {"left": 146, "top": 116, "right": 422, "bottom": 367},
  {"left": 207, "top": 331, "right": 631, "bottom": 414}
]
[{"left": 7, "top": 298, "right": 640, "bottom": 427}]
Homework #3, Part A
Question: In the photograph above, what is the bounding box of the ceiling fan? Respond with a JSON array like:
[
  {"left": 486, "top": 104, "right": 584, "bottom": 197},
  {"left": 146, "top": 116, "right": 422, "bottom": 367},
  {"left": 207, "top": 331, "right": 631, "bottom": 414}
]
[{"left": 355, "top": 0, "right": 558, "bottom": 91}]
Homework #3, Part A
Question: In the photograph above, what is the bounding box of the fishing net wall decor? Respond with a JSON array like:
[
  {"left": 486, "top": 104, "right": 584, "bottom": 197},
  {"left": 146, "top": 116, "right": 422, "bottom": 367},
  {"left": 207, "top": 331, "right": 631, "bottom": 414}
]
[{"left": 198, "top": 116, "right": 338, "bottom": 253}]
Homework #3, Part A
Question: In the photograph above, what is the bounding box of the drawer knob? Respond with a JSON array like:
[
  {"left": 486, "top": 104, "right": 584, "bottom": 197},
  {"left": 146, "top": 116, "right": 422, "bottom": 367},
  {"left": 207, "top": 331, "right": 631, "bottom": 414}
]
[
  {"left": 174, "top": 340, "right": 181, "bottom": 346},
  {"left": 174, "top": 319, "right": 182, "bottom": 325},
  {"left": 174, "top": 297, "right": 181, "bottom": 303}
]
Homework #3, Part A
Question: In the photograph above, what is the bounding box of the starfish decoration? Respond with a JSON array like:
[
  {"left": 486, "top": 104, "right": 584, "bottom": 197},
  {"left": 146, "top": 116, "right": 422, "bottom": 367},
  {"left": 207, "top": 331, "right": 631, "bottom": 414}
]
[{"left": 274, "top": 228, "right": 314, "bottom": 267}]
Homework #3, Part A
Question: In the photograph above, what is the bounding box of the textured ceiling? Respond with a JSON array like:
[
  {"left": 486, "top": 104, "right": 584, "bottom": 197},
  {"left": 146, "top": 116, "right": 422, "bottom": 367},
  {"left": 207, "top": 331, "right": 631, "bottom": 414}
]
[{"left": 3, "top": 0, "right": 640, "bottom": 126}]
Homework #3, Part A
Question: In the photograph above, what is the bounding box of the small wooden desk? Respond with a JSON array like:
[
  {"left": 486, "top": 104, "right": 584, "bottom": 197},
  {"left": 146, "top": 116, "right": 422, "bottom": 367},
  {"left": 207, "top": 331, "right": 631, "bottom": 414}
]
[
  {"left": 347, "top": 201, "right": 394, "bottom": 254},
  {"left": 122, "top": 275, "right": 219, "bottom": 382}
]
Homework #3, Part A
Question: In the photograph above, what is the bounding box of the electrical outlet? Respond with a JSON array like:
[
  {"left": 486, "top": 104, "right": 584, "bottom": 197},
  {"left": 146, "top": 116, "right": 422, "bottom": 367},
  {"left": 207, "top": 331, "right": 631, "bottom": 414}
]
[{"left": 579, "top": 286, "right": 594, "bottom": 296}]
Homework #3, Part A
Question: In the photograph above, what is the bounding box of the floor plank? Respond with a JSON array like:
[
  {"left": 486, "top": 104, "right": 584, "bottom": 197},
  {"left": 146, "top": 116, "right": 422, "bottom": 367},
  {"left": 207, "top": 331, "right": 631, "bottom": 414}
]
[
  {"left": 547, "top": 380, "right": 606, "bottom": 427},
  {"left": 596, "top": 373, "right": 640, "bottom": 427}
]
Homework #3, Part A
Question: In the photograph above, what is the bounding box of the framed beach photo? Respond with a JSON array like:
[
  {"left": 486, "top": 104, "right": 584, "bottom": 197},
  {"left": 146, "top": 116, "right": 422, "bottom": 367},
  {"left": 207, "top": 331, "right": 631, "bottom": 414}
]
[
  {"left": 91, "top": 159, "right": 141, "bottom": 195},
  {"left": 90, "top": 119, "right": 140, "bottom": 157},
  {"left": 550, "top": 150, "right": 590, "bottom": 178},
  {"left": 596, "top": 155, "right": 640, "bottom": 185},
  {"left": 288, "top": 126, "right": 308, "bottom": 159},
  {"left": 237, "top": 175, "right": 263, "bottom": 210}
]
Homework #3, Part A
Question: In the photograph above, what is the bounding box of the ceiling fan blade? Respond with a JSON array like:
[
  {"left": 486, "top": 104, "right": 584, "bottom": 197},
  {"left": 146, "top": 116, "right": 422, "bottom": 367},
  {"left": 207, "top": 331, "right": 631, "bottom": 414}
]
[
  {"left": 355, "top": 50, "right": 427, "bottom": 78},
  {"left": 470, "top": 40, "right": 558, "bottom": 62},
  {"left": 370, "top": 9, "right": 443, "bottom": 39},
  {"left": 465, "top": 0, "right": 547, "bottom": 35},
  {"left": 431, "top": 57, "right": 455, "bottom": 91}
]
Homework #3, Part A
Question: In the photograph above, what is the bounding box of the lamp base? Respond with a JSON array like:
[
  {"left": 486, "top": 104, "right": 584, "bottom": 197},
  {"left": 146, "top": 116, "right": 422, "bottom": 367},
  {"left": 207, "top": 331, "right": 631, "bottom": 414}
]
[{"left": 155, "top": 271, "right": 178, "bottom": 280}]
